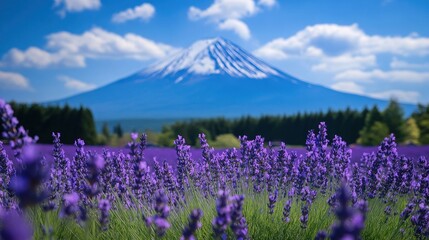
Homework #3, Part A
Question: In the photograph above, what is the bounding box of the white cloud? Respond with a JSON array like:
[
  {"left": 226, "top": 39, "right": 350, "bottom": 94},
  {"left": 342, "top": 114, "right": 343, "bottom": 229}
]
[
  {"left": 252, "top": 23, "right": 429, "bottom": 102},
  {"left": 189, "top": 0, "right": 258, "bottom": 21},
  {"left": 331, "top": 81, "right": 364, "bottom": 95},
  {"left": 2, "top": 47, "right": 85, "bottom": 68},
  {"left": 58, "top": 75, "right": 96, "bottom": 91},
  {"left": 218, "top": 19, "right": 251, "bottom": 40},
  {"left": 368, "top": 90, "right": 420, "bottom": 103},
  {"left": 255, "top": 24, "right": 429, "bottom": 60},
  {"left": 54, "top": 0, "right": 101, "bottom": 15},
  {"left": 334, "top": 69, "right": 429, "bottom": 83},
  {"left": 390, "top": 58, "right": 429, "bottom": 70},
  {"left": 0, "top": 71, "right": 30, "bottom": 89},
  {"left": 188, "top": 0, "right": 276, "bottom": 39},
  {"left": 1, "top": 27, "right": 179, "bottom": 68},
  {"left": 112, "top": 3, "right": 155, "bottom": 23},
  {"left": 254, "top": 24, "right": 429, "bottom": 73}
]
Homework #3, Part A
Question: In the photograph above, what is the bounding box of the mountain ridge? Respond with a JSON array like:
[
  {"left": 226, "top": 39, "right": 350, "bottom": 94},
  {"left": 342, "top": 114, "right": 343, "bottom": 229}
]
[{"left": 50, "top": 37, "right": 416, "bottom": 121}]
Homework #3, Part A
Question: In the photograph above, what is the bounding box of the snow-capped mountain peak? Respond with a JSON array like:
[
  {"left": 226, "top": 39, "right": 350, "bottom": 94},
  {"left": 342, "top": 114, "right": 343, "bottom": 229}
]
[{"left": 143, "top": 37, "right": 280, "bottom": 80}]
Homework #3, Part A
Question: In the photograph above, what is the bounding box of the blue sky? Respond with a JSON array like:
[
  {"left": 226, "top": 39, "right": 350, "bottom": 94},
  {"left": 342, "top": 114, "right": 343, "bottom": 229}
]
[{"left": 0, "top": 0, "right": 428, "bottom": 104}]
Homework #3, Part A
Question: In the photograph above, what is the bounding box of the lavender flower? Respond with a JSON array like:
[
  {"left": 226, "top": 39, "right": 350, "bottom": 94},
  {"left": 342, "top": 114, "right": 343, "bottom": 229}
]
[
  {"left": 330, "top": 135, "right": 351, "bottom": 181},
  {"left": 145, "top": 190, "right": 171, "bottom": 237},
  {"left": 231, "top": 195, "right": 248, "bottom": 240},
  {"left": 59, "top": 191, "right": 87, "bottom": 224},
  {"left": 384, "top": 206, "right": 392, "bottom": 216},
  {"left": 84, "top": 154, "right": 105, "bottom": 199},
  {"left": 315, "top": 231, "right": 327, "bottom": 240},
  {"left": 330, "top": 184, "right": 365, "bottom": 239},
  {"left": 212, "top": 190, "right": 232, "bottom": 239},
  {"left": 410, "top": 203, "right": 429, "bottom": 237},
  {"left": 0, "top": 99, "right": 37, "bottom": 160},
  {"left": 181, "top": 209, "right": 203, "bottom": 240},
  {"left": 0, "top": 209, "right": 33, "bottom": 240},
  {"left": 71, "top": 139, "right": 87, "bottom": 197},
  {"left": 283, "top": 199, "right": 292, "bottom": 223},
  {"left": 9, "top": 145, "right": 49, "bottom": 208},
  {"left": 268, "top": 190, "right": 278, "bottom": 214},
  {"left": 51, "top": 133, "right": 70, "bottom": 194},
  {"left": 0, "top": 141, "right": 14, "bottom": 187},
  {"left": 98, "top": 199, "right": 111, "bottom": 231},
  {"left": 400, "top": 200, "right": 416, "bottom": 221},
  {"left": 175, "top": 136, "right": 194, "bottom": 193},
  {"left": 0, "top": 141, "right": 15, "bottom": 209},
  {"left": 354, "top": 200, "right": 368, "bottom": 221},
  {"left": 59, "top": 192, "right": 80, "bottom": 219},
  {"left": 300, "top": 204, "right": 310, "bottom": 229}
]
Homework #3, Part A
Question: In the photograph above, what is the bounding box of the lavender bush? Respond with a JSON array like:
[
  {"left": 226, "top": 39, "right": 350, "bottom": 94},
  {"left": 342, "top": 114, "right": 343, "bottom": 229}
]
[{"left": 0, "top": 99, "right": 428, "bottom": 239}]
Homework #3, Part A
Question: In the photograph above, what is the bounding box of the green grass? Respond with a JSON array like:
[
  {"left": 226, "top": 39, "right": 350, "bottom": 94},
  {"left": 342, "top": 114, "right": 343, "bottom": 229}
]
[{"left": 27, "top": 186, "right": 417, "bottom": 240}]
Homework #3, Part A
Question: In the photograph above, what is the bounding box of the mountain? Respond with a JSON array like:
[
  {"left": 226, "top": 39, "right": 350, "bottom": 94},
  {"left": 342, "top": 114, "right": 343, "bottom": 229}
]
[{"left": 51, "top": 37, "right": 415, "bottom": 121}]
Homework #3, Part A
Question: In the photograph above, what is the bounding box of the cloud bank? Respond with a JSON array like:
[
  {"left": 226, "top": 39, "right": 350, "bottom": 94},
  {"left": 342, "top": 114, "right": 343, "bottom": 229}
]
[
  {"left": 254, "top": 24, "right": 429, "bottom": 102},
  {"left": 1, "top": 28, "right": 179, "bottom": 68}
]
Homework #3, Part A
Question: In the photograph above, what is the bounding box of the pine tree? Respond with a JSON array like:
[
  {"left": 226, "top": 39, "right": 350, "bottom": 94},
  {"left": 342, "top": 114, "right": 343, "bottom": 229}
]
[{"left": 383, "top": 99, "right": 405, "bottom": 142}]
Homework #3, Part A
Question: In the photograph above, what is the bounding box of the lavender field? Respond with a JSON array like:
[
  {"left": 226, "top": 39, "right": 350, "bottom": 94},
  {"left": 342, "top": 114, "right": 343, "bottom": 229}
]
[
  {"left": 2, "top": 100, "right": 429, "bottom": 239},
  {"left": 4, "top": 144, "right": 429, "bottom": 169}
]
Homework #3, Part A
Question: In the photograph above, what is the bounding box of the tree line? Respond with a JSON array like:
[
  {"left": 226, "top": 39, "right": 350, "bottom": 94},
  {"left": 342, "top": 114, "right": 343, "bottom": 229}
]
[
  {"left": 2, "top": 100, "right": 429, "bottom": 147},
  {"left": 1, "top": 102, "right": 97, "bottom": 145},
  {"left": 160, "top": 100, "right": 429, "bottom": 146}
]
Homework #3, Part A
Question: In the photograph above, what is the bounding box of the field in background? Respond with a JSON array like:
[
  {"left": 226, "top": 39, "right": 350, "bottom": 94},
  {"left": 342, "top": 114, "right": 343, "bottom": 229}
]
[{"left": 4, "top": 143, "right": 429, "bottom": 168}]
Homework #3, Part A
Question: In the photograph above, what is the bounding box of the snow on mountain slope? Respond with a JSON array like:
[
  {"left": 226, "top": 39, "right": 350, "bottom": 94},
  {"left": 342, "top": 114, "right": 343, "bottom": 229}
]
[{"left": 142, "top": 37, "right": 281, "bottom": 81}]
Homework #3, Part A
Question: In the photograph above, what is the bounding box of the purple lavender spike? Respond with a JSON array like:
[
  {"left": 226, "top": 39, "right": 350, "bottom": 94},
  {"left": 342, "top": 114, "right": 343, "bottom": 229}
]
[
  {"left": 144, "top": 190, "right": 171, "bottom": 237},
  {"left": 98, "top": 199, "right": 111, "bottom": 231},
  {"left": 231, "top": 195, "right": 248, "bottom": 240},
  {"left": 0, "top": 208, "right": 33, "bottom": 240},
  {"left": 212, "top": 190, "right": 232, "bottom": 239},
  {"left": 181, "top": 209, "right": 203, "bottom": 240},
  {"left": 0, "top": 99, "right": 37, "bottom": 161},
  {"left": 9, "top": 145, "right": 49, "bottom": 208}
]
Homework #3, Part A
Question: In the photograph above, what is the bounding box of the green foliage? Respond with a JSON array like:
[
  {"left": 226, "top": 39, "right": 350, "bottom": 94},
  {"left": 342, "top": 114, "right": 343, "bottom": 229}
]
[
  {"left": 358, "top": 121, "right": 390, "bottom": 146},
  {"left": 29, "top": 189, "right": 414, "bottom": 240},
  {"left": 357, "top": 100, "right": 411, "bottom": 146},
  {"left": 418, "top": 120, "right": 429, "bottom": 144},
  {"left": 2, "top": 102, "right": 97, "bottom": 144},
  {"left": 96, "top": 134, "right": 109, "bottom": 146},
  {"left": 383, "top": 99, "right": 405, "bottom": 142},
  {"left": 77, "top": 107, "right": 98, "bottom": 145},
  {"left": 163, "top": 108, "right": 368, "bottom": 146},
  {"left": 366, "top": 106, "right": 383, "bottom": 127},
  {"left": 402, "top": 118, "right": 420, "bottom": 145},
  {"left": 208, "top": 134, "right": 241, "bottom": 148},
  {"left": 412, "top": 104, "right": 429, "bottom": 144},
  {"left": 157, "top": 130, "right": 176, "bottom": 147}
]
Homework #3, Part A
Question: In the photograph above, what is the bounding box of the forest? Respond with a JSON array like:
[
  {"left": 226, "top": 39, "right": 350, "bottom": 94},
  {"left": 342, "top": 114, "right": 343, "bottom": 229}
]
[
  {"left": 0, "top": 102, "right": 97, "bottom": 145},
  {"left": 2, "top": 100, "right": 429, "bottom": 147},
  {"left": 158, "top": 100, "right": 429, "bottom": 147}
]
